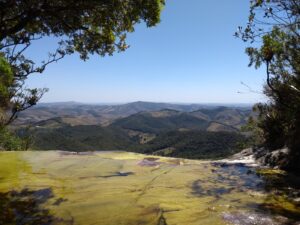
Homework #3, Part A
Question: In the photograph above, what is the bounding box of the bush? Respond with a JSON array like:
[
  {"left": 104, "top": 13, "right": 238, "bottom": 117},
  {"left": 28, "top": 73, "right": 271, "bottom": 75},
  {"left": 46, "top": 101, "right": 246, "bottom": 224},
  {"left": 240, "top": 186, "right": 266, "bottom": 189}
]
[{"left": 0, "top": 127, "right": 25, "bottom": 151}]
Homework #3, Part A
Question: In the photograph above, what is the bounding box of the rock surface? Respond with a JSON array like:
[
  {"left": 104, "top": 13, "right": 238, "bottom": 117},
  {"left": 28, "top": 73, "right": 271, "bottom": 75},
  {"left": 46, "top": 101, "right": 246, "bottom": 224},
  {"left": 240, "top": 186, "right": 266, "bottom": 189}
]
[
  {"left": 222, "top": 211, "right": 281, "bottom": 225},
  {"left": 0, "top": 151, "right": 299, "bottom": 225},
  {"left": 255, "top": 148, "right": 290, "bottom": 169},
  {"left": 231, "top": 147, "right": 291, "bottom": 170}
]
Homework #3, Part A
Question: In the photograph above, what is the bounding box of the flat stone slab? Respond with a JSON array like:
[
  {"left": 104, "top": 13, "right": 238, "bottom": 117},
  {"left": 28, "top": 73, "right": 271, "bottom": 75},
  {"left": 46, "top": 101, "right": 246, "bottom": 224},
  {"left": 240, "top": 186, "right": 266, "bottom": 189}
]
[{"left": 0, "top": 151, "right": 299, "bottom": 225}]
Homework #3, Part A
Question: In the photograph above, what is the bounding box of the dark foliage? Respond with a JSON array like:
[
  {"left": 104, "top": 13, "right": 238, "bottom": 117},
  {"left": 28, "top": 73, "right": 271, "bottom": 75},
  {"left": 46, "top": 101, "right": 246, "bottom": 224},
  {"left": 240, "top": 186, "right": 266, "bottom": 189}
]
[
  {"left": 111, "top": 112, "right": 209, "bottom": 134},
  {"left": 28, "top": 125, "right": 138, "bottom": 151},
  {"left": 136, "top": 130, "right": 247, "bottom": 159},
  {"left": 237, "top": 0, "right": 300, "bottom": 171},
  {"left": 26, "top": 123, "right": 248, "bottom": 159}
]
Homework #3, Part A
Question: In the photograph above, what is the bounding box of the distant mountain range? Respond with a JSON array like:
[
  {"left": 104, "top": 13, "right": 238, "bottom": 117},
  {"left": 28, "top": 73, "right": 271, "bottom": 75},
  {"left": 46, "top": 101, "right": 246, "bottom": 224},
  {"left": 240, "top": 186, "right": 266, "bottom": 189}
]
[
  {"left": 111, "top": 108, "right": 250, "bottom": 134},
  {"left": 15, "top": 101, "right": 254, "bottom": 127},
  {"left": 15, "top": 101, "right": 254, "bottom": 158}
]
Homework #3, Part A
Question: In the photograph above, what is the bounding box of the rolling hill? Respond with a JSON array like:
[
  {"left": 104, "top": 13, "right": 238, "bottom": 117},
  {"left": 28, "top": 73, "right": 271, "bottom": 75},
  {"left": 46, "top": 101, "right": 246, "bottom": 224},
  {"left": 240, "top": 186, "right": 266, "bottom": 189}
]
[
  {"left": 22, "top": 124, "right": 137, "bottom": 151},
  {"left": 110, "top": 107, "right": 252, "bottom": 133},
  {"left": 135, "top": 130, "right": 247, "bottom": 159},
  {"left": 14, "top": 102, "right": 253, "bottom": 159},
  {"left": 13, "top": 101, "right": 253, "bottom": 127},
  {"left": 110, "top": 110, "right": 210, "bottom": 134}
]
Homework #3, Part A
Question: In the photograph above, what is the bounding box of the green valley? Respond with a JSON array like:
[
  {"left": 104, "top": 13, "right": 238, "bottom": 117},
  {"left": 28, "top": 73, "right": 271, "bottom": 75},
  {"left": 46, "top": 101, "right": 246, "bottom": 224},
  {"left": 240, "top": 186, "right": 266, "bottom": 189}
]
[{"left": 15, "top": 102, "right": 252, "bottom": 159}]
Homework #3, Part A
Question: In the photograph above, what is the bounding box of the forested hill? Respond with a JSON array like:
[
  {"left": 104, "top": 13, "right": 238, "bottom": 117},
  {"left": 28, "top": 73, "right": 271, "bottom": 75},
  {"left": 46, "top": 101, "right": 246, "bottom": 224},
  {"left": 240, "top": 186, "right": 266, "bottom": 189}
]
[
  {"left": 14, "top": 101, "right": 253, "bottom": 127},
  {"left": 16, "top": 102, "right": 253, "bottom": 159}
]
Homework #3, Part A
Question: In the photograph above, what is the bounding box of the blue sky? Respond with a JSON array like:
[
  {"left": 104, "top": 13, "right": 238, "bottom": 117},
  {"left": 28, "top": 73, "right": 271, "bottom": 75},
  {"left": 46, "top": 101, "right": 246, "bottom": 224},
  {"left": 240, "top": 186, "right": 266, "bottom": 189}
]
[{"left": 26, "top": 0, "right": 266, "bottom": 104}]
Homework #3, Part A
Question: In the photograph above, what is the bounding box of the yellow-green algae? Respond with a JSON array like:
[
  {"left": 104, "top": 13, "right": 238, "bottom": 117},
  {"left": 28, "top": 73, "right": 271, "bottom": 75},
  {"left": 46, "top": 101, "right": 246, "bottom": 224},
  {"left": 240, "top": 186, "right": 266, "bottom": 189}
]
[{"left": 0, "top": 151, "right": 299, "bottom": 225}]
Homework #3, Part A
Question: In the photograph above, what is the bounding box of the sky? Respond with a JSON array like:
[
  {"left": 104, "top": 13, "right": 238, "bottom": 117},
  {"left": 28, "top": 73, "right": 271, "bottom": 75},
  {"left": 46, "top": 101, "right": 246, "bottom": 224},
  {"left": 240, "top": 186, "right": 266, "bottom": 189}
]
[{"left": 25, "top": 0, "right": 267, "bottom": 104}]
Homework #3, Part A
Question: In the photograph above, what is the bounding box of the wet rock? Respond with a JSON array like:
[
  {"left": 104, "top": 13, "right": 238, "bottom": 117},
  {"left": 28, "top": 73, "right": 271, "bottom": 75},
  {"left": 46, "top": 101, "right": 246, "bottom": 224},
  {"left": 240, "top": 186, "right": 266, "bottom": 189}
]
[
  {"left": 191, "top": 179, "right": 235, "bottom": 198},
  {"left": 255, "top": 148, "right": 290, "bottom": 170},
  {"left": 77, "top": 151, "right": 95, "bottom": 156},
  {"left": 231, "top": 148, "right": 254, "bottom": 159},
  {"left": 208, "top": 187, "right": 234, "bottom": 196},
  {"left": 59, "top": 151, "right": 96, "bottom": 156},
  {"left": 138, "top": 158, "right": 161, "bottom": 167},
  {"left": 58, "top": 151, "right": 78, "bottom": 156},
  {"left": 79, "top": 171, "right": 134, "bottom": 179},
  {"left": 211, "top": 162, "right": 246, "bottom": 169},
  {"left": 29, "top": 188, "right": 54, "bottom": 204},
  {"left": 253, "top": 147, "right": 269, "bottom": 159},
  {"left": 117, "top": 171, "right": 134, "bottom": 176},
  {"left": 210, "top": 162, "right": 264, "bottom": 191},
  {"left": 222, "top": 211, "right": 280, "bottom": 225},
  {"left": 191, "top": 179, "right": 204, "bottom": 196},
  {"left": 247, "top": 169, "right": 253, "bottom": 175}
]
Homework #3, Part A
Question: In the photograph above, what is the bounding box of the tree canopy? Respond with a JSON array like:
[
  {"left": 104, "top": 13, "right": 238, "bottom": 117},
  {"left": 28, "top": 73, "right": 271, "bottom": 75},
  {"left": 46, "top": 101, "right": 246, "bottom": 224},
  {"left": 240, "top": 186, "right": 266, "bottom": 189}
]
[
  {"left": 0, "top": 0, "right": 164, "bottom": 126},
  {"left": 237, "top": 0, "right": 300, "bottom": 170}
]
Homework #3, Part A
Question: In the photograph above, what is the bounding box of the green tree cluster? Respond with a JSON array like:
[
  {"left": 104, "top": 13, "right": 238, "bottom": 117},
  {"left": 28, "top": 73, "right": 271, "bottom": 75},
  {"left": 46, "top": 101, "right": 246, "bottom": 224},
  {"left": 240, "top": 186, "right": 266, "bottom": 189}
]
[
  {"left": 0, "top": 126, "right": 25, "bottom": 150},
  {"left": 0, "top": 0, "right": 164, "bottom": 150},
  {"left": 0, "top": 55, "right": 31, "bottom": 150},
  {"left": 0, "top": 0, "right": 164, "bottom": 127},
  {"left": 0, "top": 55, "right": 13, "bottom": 123},
  {"left": 238, "top": 0, "right": 300, "bottom": 170}
]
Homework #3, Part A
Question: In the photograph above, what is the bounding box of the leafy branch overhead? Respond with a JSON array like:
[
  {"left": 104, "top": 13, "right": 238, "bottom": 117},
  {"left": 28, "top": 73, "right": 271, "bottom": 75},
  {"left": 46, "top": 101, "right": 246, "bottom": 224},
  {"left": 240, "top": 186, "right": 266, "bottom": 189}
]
[
  {"left": 237, "top": 0, "right": 300, "bottom": 170},
  {"left": 0, "top": 0, "right": 165, "bottom": 126}
]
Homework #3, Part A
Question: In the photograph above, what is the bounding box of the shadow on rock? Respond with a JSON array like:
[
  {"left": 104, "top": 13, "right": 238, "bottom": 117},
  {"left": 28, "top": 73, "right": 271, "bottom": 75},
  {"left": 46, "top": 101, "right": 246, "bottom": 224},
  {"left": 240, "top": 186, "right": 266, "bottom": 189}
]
[
  {"left": 0, "top": 188, "right": 72, "bottom": 225},
  {"left": 191, "top": 179, "right": 235, "bottom": 198}
]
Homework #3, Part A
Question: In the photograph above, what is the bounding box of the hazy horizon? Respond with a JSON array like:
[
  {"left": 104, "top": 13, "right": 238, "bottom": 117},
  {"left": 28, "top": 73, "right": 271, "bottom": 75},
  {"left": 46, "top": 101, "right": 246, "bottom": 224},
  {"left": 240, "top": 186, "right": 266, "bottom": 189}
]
[{"left": 37, "top": 100, "right": 255, "bottom": 106}]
